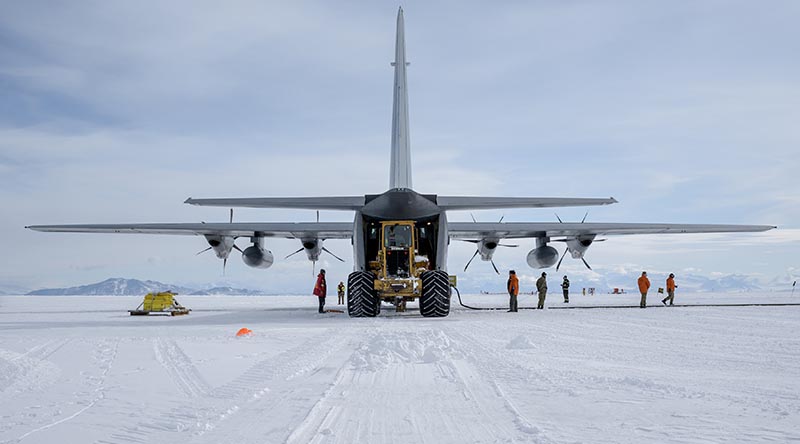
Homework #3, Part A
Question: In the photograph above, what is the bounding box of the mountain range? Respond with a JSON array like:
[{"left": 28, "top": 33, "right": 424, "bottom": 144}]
[
  {"left": 25, "top": 278, "right": 264, "bottom": 296},
  {"left": 6, "top": 270, "right": 797, "bottom": 296}
]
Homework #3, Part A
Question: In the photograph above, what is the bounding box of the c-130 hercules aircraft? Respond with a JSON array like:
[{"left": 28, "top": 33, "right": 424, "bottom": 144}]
[{"left": 28, "top": 8, "right": 775, "bottom": 317}]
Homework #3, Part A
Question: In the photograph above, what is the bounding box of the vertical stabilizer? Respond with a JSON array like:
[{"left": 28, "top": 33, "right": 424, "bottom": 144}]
[{"left": 390, "top": 7, "right": 412, "bottom": 190}]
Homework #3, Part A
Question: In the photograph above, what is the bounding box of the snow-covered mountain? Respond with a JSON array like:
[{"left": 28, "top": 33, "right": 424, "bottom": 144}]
[{"left": 25, "top": 278, "right": 263, "bottom": 296}]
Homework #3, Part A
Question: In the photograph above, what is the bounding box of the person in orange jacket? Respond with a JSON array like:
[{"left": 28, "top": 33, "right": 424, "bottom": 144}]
[
  {"left": 637, "top": 271, "right": 650, "bottom": 308},
  {"left": 313, "top": 269, "right": 327, "bottom": 313},
  {"left": 507, "top": 270, "right": 519, "bottom": 312},
  {"left": 662, "top": 273, "right": 677, "bottom": 306}
]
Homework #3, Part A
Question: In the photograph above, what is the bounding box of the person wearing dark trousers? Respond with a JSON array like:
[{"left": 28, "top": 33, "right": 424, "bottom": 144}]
[
  {"left": 313, "top": 269, "right": 327, "bottom": 313},
  {"left": 337, "top": 281, "right": 345, "bottom": 305},
  {"left": 536, "top": 272, "right": 548, "bottom": 309},
  {"left": 637, "top": 271, "right": 650, "bottom": 308},
  {"left": 507, "top": 270, "right": 519, "bottom": 312},
  {"left": 561, "top": 275, "right": 570, "bottom": 303}
]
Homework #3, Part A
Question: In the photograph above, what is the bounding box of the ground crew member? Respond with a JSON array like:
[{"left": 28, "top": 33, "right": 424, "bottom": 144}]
[
  {"left": 337, "top": 281, "right": 345, "bottom": 305},
  {"left": 313, "top": 269, "right": 327, "bottom": 313},
  {"left": 561, "top": 275, "right": 570, "bottom": 303},
  {"left": 507, "top": 270, "right": 519, "bottom": 312},
  {"left": 637, "top": 271, "right": 650, "bottom": 308},
  {"left": 662, "top": 273, "right": 677, "bottom": 306},
  {"left": 536, "top": 272, "right": 548, "bottom": 309}
]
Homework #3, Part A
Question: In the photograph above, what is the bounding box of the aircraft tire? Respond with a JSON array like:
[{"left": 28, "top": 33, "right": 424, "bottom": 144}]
[
  {"left": 347, "top": 271, "right": 379, "bottom": 317},
  {"left": 420, "top": 270, "right": 451, "bottom": 317}
]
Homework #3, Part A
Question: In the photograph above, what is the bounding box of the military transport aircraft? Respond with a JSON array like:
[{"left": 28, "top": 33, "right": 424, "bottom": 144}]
[{"left": 27, "top": 8, "right": 775, "bottom": 317}]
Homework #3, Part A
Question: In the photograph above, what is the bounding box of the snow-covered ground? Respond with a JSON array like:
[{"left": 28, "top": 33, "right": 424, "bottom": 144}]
[{"left": 1, "top": 292, "right": 799, "bottom": 444}]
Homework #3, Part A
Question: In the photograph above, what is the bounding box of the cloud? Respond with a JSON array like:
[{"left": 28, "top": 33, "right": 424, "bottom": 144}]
[{"left": 2, "top": 2, "right": 798, "bottom": 291}]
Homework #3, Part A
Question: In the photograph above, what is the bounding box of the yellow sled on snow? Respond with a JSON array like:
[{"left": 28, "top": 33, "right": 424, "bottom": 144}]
[{"left": 129, "top": 291, "right": 191, "bottom": 316}]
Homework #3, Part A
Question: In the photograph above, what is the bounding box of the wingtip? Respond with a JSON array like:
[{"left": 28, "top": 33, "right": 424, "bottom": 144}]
[
  {"left": 610, "top": 197, "right": 619, "bottom": 204},
  {"left": 184, "top": 197, "right": 193, "bottom": 204}
]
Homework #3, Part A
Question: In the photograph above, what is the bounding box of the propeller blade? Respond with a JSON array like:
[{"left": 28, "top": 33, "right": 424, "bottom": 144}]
[
  {"left": 312, "top": 260, "right": 316, "bottom": 277},
  {"left": 316, "top": 210, "right": 319, "bottom": 223},
  {"left": 490, "top": 259, "right": 500, "bottom": 274},
  {"left": 470, "top": 213, "right": 477, "bottom": 223},
  {"left": 464, "top": 250, "right": 479, "bottom": 272},
  {"left": 196, "top": 246, "right": 212, "bottom": 255},
  {"left": 459, "top": 239, "right": 480, "bottom": 244},
  {"left": 230, "top": 208, "right": 233, "bottom": 223},
  {"left": 498, "top": 215, "right": 504, "bottom": 223},
  {"left": 581, "top": 257, "right": 592, "bottom": 270},
  {"left": 556, "top": 248, "right": 569, "bottom": 271},
  {"left": 581, "top": 212, "right": 589, "bottom": 223},
  {"left": 497, "top": 243, "right": 518, "bottom": 248},
  {"left": 233, "top": 244, "right": 244, "bottom": 253},
  {"left": 322, "top": 247, "right": 345, "bottom": 262},
  {"left": 285, "top": 248, "right": 304, "bottom": 259},
  {"left": 555, "top": 213, "right": 563, "bottom": 223},
  {"left": 223, "top": 257, "right": 227, "bottom": 276}
]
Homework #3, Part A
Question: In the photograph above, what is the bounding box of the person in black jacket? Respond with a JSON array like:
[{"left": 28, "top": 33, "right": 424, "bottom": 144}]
[{"left": 561, "top": 275, "right": 570, "bottom": 303}]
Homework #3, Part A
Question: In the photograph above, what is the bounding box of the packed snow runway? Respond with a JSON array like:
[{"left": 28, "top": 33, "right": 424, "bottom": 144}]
[{"left": 1, "top": 293, "right": 799, "bottom": 444}]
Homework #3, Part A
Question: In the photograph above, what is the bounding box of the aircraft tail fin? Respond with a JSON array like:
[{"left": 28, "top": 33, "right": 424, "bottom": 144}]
[{"left": 389, "top": 7, "right": 412, "bottom": 190}]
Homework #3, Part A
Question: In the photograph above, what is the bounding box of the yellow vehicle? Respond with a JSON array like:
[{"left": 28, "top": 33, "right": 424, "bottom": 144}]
[
  {"left": 129, "top": 291, "right": 191, "bottom": 316},
  {"left": 368, "top": 221, "right": 427, "bottom": 310}
]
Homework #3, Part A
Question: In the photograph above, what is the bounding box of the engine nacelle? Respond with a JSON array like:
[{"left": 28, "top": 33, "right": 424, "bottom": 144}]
[
  {"left": 526, "top": 246, "right": 559, "bottom": 269},
  {"left": 565, "top": 235, "right": 596, "bottom": 259},
  {"left": 301, "top": 238, "right": 322, "bottom": 262},
  {"left": 477, "top": 238, "right": 500, "bottom": 261},
  {"left": 203, "top": 235, "right": 235, "bottom": 259},
  {"left": 242, "top": 245, "right": 274, "bottom": 269}
]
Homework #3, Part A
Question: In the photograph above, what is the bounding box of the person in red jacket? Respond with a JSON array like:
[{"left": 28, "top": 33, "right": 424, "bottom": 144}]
[
  {"left": 637, "top": 271, "right": 650, "bottom": 308},
  {"left": 313, "top": 269, "right": 327, "bottom": 313}
]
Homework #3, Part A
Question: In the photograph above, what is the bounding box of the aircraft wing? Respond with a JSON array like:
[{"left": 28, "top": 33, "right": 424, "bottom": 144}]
[
  {"left": 448, "top": 222, "right": 776, "bottom": 239},
  {"left": 26, "top": 222, "right": 354, "bottom": 239},
  {"left": 436, "top": 196, "right": 618, "bottom": 210},
  {"left": 184, "top": 196, "right": 365, "bottom": 210}
]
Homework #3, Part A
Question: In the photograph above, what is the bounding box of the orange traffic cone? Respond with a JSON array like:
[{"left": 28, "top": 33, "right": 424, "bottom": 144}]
[{"left": 236, "top": 328, "right": 252, "bottom": 337}]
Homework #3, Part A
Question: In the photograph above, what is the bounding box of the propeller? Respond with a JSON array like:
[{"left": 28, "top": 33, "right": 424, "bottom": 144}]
[
  {"left": 462, "top": 215, "right": 517, "bottom": 274},
  {"left": 196, "top": 209, "right": 243, "bottom": 275},
  {"left": 554, "top": 212, "right": 603, "bottom": 271},
  {"left": 322, "top": 247, "right": 345, "bottom": 262}
]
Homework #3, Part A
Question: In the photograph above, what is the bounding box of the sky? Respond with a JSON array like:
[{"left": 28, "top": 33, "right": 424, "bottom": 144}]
[{"left": 1, "top": 1, "right": 799, "bottom": 294}]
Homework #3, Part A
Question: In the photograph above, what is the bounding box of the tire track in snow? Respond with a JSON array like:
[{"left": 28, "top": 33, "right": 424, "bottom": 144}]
[
  {"left": 283, "top": 326, "right": 552, "bottom": 444},
  {"left": 12, "top": 338, "right": 119, "bottom": 443},
  {"left": 152, "top": 338, "right": 211, "bottom": 398},
  {"left": 106, "top": 328, "right": 348, "bottom": 444},
  {"left": 0, "top": 339, "right": 71, "bottom": 395}
]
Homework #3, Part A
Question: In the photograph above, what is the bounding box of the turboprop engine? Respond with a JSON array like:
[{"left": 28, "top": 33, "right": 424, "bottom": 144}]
[
  {"left": 565, "top": 235, "right": 595, "bottom": 259},
  {"left": 463, "top": 238, "right": 517, "bottom": 274},
  {"left": 302, "top": 239, "right": 322, "bottom": 261},
  {"left": 285, "top": 238, "right": 345, "bottom": 263},
  {"left": 555, "top": 234, "right": 600, "bottom": 270},
  {"left": 202, "top": 235, "right": 236, "bottom": 259},
  {"left": 526, "top": 238, "right": 559, "bottom": 269},
  {"left": 242, "top": 237, "right": 274, "bottom": 269}
]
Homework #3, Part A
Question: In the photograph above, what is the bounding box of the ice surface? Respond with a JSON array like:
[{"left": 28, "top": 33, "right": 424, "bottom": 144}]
[{"left": 1, "top": 292, "right": 799, "bottom": 443}]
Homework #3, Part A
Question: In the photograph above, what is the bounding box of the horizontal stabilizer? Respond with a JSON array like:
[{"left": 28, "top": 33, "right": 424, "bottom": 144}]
[
  {"left": 436, "top": 196, "right": 618, "bottom": 211},
  {"left": 185, "top": 196, "right": 365, "bottom": 210}
]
